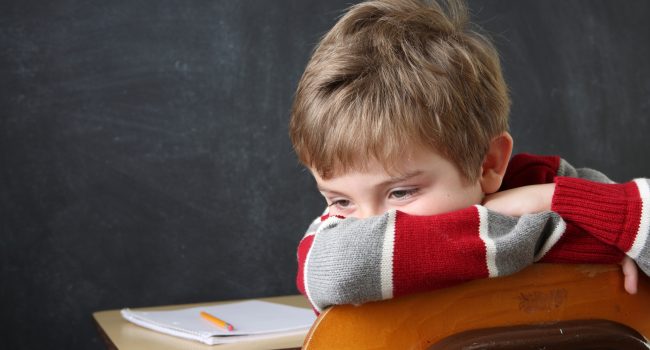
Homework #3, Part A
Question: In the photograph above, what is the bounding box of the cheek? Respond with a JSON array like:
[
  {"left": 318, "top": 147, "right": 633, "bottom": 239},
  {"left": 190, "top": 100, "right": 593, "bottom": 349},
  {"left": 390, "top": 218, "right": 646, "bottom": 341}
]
[
  {"left": 399, "top": 196, "right": 454, "bottom": 216},
  {"left": 401, "top": 187, "right": 483, "bottom": 216}
]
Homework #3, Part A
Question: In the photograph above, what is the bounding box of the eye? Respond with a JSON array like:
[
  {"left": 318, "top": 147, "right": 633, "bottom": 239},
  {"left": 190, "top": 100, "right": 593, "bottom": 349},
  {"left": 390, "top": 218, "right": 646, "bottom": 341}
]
[
  {"left": 329, "top": 199, "right": 351, "bottom": 208},
  {"left": 389, "top": 188, "right": 419, "bottom": 200}
]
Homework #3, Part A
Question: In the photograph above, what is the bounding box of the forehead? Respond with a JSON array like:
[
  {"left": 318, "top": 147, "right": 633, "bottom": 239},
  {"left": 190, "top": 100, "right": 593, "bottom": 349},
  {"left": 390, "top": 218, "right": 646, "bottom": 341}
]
[
  {"left": 311, "top": 161, "right": 405, "bottom": 190},
  {"left": 311, "top": 148, "right": 458, "bottom": 188},
  {"left": 313, "top": 145, "right": 436, "bottom": 179}
]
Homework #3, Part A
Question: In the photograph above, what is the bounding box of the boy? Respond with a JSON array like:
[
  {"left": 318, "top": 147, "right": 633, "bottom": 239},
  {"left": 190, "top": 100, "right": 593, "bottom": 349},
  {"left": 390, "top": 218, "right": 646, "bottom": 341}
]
[{"left": 289, "top": 0, "right": 650, "bottom": 313}]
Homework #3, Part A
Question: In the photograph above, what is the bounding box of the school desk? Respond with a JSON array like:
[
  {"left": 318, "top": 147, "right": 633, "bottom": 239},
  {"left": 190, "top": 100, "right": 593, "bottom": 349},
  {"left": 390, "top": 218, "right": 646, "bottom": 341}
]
[{"left": 93, "top": 294, "right": 310, "bottom": 350}]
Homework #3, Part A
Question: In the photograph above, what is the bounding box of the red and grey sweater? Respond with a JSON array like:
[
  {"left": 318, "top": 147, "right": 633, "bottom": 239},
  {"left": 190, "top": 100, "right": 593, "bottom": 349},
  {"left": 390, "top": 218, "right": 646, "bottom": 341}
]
[{"left": 296, "top": 154, "right": 650, "bottom": 312}]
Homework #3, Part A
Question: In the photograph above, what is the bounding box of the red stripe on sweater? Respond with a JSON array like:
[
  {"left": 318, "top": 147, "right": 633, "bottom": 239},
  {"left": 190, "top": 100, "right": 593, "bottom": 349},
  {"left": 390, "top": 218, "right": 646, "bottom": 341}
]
[
  {"left": 392, "top": 207, "right": 489, "bottom": 297},
  {"left": 620, "top": 182, "right": 643, "bottom": 252},
  {"left": 553, "top": 177, "right": 643, "bottom": 253},
  {"left": 539, "top": 224, "right": 624, "bottom": 264},
  {"left": 296, "top": 234, "right": 315, "bottom": 297}
]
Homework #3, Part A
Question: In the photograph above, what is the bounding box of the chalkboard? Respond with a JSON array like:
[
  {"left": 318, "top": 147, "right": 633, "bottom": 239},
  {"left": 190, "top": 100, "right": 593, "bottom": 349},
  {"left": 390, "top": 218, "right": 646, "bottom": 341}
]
[
  {"left": 1, "top": 1, "right": 649, "bottom": 349},
  {"left": 479, "top": 1, "right": 650, "bottom": 179}
]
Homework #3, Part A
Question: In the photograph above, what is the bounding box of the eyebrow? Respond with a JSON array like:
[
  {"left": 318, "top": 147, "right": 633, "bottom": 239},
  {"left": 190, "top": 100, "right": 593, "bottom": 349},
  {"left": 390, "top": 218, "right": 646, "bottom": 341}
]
[
  {"left": 316, "top": 185, "right": 344, "bottom": 195},
  {"left": 380, "top": 170, "right": 424, "bottom": 187}
]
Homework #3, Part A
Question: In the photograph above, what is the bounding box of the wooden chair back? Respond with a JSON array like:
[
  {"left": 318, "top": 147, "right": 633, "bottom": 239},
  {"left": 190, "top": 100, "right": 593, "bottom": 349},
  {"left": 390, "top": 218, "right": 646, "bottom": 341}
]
[{"left": 302, "top": 264, "right": 650, "bottom": 349}]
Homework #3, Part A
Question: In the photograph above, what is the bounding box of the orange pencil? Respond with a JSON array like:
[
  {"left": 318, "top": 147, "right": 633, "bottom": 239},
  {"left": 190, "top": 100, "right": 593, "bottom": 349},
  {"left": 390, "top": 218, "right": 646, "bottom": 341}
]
[{"left": 200, "top": 311, "right": 235, "bottom": 331}]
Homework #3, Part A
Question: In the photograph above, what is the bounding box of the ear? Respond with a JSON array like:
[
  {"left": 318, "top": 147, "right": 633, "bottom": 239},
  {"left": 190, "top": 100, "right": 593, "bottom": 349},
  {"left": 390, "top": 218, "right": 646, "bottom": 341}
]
[{"left": 479, "top": 132, "right": 513, "bottom": 194}]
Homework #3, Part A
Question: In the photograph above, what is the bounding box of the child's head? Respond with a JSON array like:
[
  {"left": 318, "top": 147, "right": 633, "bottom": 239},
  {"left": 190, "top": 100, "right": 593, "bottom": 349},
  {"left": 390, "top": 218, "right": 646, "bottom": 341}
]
[{"left": 290, "top": 0, "right": 513, "bottom": 217}]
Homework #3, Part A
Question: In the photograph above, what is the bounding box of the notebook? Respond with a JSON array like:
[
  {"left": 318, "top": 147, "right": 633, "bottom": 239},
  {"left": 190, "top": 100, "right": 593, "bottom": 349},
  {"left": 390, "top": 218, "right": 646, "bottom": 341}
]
[{"left": 121, "top": 300, "right": 317, "bottom": 345}]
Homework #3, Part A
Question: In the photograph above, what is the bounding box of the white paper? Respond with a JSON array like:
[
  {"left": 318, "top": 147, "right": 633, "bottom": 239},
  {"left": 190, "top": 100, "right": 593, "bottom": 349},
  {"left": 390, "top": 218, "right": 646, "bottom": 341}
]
[{"left": 121, "top": 300, "right": 316, "bottom": 345}]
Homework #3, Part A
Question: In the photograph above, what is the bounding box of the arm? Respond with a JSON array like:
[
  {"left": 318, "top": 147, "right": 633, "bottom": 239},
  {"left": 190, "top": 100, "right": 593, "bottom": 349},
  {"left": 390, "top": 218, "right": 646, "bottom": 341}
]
[
  {"left": 546, "top": 158, "right": 645, "bottom": 289},
  {"left": 552, "top": 177, "right": 650, "bottom": 276},
  {"left": 297, "top": 206, "right": 586, "bottom": 312},
  {"left": 490, "top": 154, "right": 649, "bottom": 273},
  {"left": 486, "top": 155, "right": 648, "bottom": 291}
]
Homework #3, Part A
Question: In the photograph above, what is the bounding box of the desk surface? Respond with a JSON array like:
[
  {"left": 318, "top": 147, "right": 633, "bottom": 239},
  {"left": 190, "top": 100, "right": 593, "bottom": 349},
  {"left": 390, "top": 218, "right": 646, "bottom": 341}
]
[{"left": 93, "top": 295, "right": 311, "bottom": 350}]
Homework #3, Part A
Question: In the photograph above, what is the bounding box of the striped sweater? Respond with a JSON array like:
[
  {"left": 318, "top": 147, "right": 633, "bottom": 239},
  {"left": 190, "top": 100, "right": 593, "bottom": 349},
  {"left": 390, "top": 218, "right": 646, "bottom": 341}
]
[{"left": 296, "top": 154, "right": 650, "bottom": 313}]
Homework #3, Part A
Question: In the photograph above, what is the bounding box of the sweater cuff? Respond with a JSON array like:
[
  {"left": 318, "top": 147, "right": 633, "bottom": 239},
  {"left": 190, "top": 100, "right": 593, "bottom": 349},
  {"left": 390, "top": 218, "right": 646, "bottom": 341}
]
[{"left": 551, "top": 176, "right": 645, "bottom": 253}]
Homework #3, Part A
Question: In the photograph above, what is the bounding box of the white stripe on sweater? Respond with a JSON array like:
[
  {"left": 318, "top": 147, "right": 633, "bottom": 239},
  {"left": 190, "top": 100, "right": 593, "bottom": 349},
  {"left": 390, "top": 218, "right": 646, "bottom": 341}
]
[
  {"left": 302, "top": 236, "right": 318, "bottom": 313},
  {"left": 380, "top": 210, "right": 396, "bottom": 299},
  {"left": 534, "top": 218, "right": 567, "bottom": 261},
  {"left": 628, "top": 179, "right": 650, "bottom": 258},
  {"left": 476, "top": 205, "right": 498, "bottom": 277}
]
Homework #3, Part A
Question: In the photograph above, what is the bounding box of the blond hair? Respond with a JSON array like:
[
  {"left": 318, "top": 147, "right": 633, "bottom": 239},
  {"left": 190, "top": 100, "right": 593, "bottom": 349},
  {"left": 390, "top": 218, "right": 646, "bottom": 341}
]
[{"left": 289, "top": 0, "right": 510, "bottom": 181}]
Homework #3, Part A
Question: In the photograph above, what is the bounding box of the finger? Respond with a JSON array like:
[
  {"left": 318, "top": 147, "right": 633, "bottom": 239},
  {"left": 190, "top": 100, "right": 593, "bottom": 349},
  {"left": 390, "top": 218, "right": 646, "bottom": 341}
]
[{"left": 621, "top": 257, "right": 639, "bottom": 295}]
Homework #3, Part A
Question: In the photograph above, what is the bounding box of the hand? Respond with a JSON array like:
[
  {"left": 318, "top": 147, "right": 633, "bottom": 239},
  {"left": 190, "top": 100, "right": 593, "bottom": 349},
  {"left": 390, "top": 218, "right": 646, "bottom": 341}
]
[
  {"left": 482, "top": 183, "right": 555, "bottom": 217},
  {"left": 620, "top": 256, "right": 639, "bottom": 295}
]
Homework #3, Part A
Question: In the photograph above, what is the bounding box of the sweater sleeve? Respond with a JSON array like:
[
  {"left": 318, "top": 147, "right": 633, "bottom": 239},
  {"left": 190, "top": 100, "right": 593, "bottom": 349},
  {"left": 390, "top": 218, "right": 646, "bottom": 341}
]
[
  {"left": 297, "top": 206, "right": 573, "bottom": 312},
  {"left": 501, "top": 154, "right": 625, "bottom": 265},
  {"left": 509, "top": 156, "right": 650, "bottom": 273},
  {"left": 539, "top": 156, "right": 648, "bottom": 270},
  {"left": 552, "top": 177, "right": 650, "bottom": 275}
]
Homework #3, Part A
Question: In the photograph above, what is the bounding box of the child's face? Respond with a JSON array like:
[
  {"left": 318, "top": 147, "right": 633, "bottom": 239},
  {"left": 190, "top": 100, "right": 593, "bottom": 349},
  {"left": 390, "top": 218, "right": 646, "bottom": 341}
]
[{"left": 311, "top": 149, "right": 484, "bottom": 218}]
